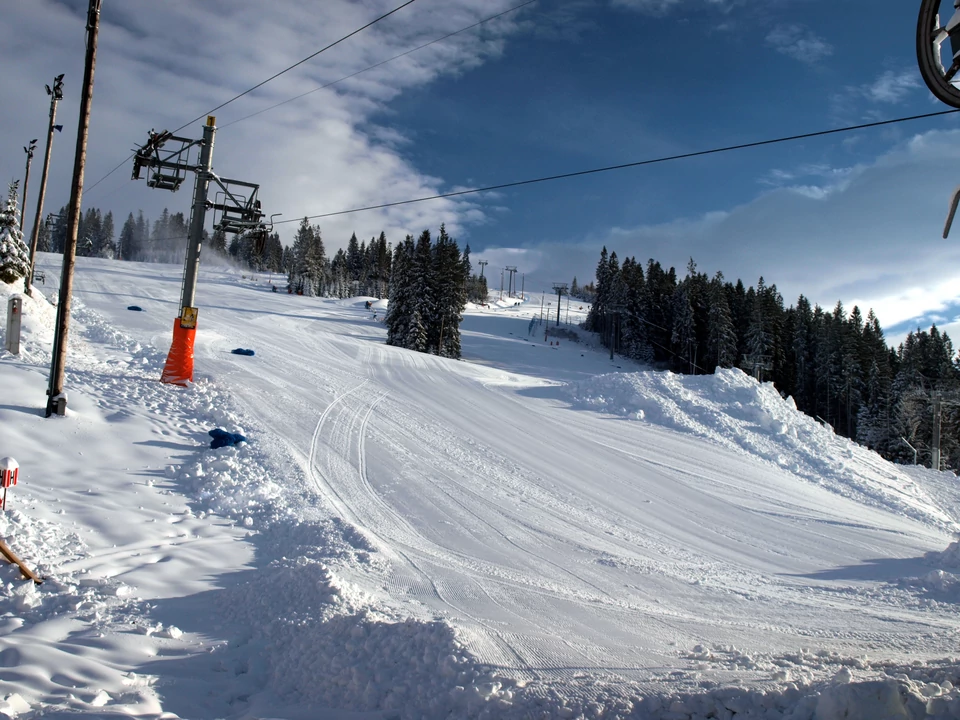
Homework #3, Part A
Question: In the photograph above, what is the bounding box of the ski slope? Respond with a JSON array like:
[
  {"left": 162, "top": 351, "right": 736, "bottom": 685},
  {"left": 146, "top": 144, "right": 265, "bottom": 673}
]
[{"left": 2, "top": 254, "right": 960, "bottom": 719}]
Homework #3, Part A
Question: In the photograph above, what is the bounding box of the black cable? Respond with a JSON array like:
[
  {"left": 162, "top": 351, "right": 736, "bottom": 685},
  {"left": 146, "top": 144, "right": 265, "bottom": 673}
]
[
  {"left": 87, "top": 0, "right": 421, "bottom": 196},
  {"left": 86, "top": 153, "right": 134, "bottom": 194},
  {"left": 171, "top": 0, "right": 419, "bottom": 134},
  {"left": 220, "top": 0, "right": 538, "bottom": 130},
  {"left": 276, "top": 108, "right": 960, "bottom": 224}
]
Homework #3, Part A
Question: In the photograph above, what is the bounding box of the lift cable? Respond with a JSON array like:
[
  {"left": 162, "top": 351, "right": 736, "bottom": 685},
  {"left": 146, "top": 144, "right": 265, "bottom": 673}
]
[
  {"left": 85, "top": 0, "right": 421, "bottom": 195},
  {"left": 221, "top": 0, "right": 538, "bottom": 130},
  {"left": 171, "top": 0, "right": 420, "bottom": 134},
  {"left": 275, "top": 108, "right": 960, "bottom": 224}
]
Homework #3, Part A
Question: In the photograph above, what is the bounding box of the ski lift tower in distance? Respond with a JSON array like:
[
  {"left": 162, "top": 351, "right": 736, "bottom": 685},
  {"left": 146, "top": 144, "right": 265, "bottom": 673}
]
[
  {"left": 551, "top": 283, "right": 568, "bottom": 327},
  {"left": 917, "top": 0, "right": 960, "bottom": 236}
]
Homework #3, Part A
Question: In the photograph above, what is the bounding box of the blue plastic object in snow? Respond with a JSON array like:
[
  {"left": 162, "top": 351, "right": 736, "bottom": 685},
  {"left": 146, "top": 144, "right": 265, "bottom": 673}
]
[
  {"left": 231, "top": 348, "right": 255, "bottom": 356},
  {"left": 209, "top": 428, "right": 247, "bottom": 449},
  {"left": 127, "top": 305, "right": 143, "bottom": 311}
]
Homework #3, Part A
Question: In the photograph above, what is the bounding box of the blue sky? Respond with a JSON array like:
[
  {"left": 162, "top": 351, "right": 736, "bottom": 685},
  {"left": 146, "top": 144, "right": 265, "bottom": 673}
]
[{"left": 3, "top": 0, "right": 960, "bottom": 346}]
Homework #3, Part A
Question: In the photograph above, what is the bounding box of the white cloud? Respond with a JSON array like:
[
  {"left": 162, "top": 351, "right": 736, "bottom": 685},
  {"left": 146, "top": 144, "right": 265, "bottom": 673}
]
[
  {"left": 765, "top": 24, "right": 833, "bottom": 65},
  {"left": 0, "top": 0, "right": 531, "bottom": 252},
  {"left": 611, "top": 0, "right": 749, "bottom": 14},
  {"left": 511, "top": 128, "right": 960, "bottom": 344},
  {"left": 831, "top": 68, "right": 924, "bottom": 122},
  {"left": 610, "top": 0, "right": 683, "bottom": 15},
  {"left": 865, "top": 69, "right": 922, "bottom": 104}
]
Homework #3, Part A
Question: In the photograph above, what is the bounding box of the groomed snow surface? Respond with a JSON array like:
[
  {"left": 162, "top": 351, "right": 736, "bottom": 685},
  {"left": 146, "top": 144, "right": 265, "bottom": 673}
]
[{"left": 2, "top": 254, "right": 960, "bottom": 720}]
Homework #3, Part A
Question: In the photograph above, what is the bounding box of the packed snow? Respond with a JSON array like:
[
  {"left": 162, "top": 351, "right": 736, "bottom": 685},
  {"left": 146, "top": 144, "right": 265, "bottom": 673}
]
[{"left": 2, "top": 254, "right": 960, "bottom": 719}]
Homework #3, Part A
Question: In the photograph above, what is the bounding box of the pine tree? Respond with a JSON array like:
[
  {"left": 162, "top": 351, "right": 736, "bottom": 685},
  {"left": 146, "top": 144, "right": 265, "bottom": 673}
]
[
  {"left": 36, "top": 217, "right": 50, "bottom": 253},
  {"left": 119, "top": 212, "right": 137, "bottom": 260},
  {"left": 385, "top": 236, "right": 414, "bottom": 346},
  {"left": 433, "top": 224, "right": 467, "bottom": 358},
  {"left": 347, "top": 232, "right": 361, "bottom": 285},
  {"left": 209, "top": 227, "right": 228, "bottom": 256},
  {"left": 135, "top": 211, "right": 149, "bottom": 260},
  {"left": 0, "top": 182, "right": 30, "bottom": 284},
  {"left": 620, "top": 258, "right": 652, "bottom": 364},
  {"left": 585, "top": 247, "right": 609, "bottom": 333},
  {"left": 671, "top": 282, "right": 696, "bottom": 373},
  {"left": 743, "top": 279, "right": 773, "bottom": 381},
  {"left": 376, "top": 231, "right": 390, "bottom": 299},
  {"left": 99, "top": 211, "right": 115, "bottom": 258},
  {"left": 706, "top": 271, "right": 737, "bottom": 371}
]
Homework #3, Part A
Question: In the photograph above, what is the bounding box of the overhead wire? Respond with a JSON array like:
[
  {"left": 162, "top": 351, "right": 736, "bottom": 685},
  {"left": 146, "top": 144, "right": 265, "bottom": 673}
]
[
  {"left": 221, "top": 0, "right": 538, "bottom": 130},
  {"left": 275, "top": 108, "right": 960, "bottom": 224},
  {"left": 85, "top": 0, "right": 422, "bottom": 195},
  {"left": 170, "top": 0, "right": 419, "bottom": 134}
]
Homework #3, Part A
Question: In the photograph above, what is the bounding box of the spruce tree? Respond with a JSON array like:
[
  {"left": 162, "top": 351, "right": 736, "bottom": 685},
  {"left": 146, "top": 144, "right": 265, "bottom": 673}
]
[
  {"left": 119, "top": 212, "right": 137, "bottom": 260},
  {"left": 385, "top": 236, "right": 414, "bottom": 346},
  {"left": 433, "top": 224, "right": 467, "bottom": 358},
  {"left": 671, "top": 282, "right": 696, "bottom": 373},
  {"left": 585, "top": 247, "right": 609, "bottom": 333},
  {"left": 407, "top": 230, "right": 435, "bottom": 351},
  {"left": 706, "top": 272, "right": 737, "bottom": 370},
  {"left": 0, "top": 182, "right": 30, "bottom": 284}
]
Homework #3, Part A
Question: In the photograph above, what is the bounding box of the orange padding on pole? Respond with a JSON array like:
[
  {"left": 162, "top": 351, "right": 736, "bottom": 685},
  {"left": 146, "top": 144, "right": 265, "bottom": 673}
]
[{"left": 161, "top": 317, "right": 197, "bottom": 386}]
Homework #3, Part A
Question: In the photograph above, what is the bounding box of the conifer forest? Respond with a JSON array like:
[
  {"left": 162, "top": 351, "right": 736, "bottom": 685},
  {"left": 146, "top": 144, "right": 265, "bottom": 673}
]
[
  {"left": 26, "top": 204, "right": 959, "bottom": 471},
  {"left": 579, "top": 247, "right": 960, "bottom": 472}
]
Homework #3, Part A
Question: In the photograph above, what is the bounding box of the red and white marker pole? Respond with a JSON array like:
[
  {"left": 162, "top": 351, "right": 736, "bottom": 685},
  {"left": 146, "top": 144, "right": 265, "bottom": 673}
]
[{"left": 1, "top": 457, "right": 19, "bottom": 510}]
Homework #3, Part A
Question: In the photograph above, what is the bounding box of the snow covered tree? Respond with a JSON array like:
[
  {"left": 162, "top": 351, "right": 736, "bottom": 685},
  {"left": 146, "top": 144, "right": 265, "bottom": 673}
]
[
  {"left": 406, "top": 230, "right": 435, "bottom": 351},
  {"left": 385, "top": 236, "right": 414, "bottom": 346},
  {"left": 209, "top": 226, "right": 228, "bottom": 256},
  {"left": 0, "top": 181, "right": 30, "bottom": 285},
  {"left": 585, "top": 247, "right": 610, "bottom": 333},
  {"left": 706, "top": 272, "right": 737, "bottom": 371},
  {"left": 671, "top": 282, "right": 696, "bottom": 373},
  {"left": 433, "top": 224, "right": 468, "bottom": 358}
]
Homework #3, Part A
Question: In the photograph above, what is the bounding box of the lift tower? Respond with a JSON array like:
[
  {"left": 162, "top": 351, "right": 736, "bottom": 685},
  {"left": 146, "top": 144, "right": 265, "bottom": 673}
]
[
  {"left": 505, "top": 266, "right": 517, "bottom": 298},
  {"left": 551, "top": 283, "right": 568, "bottom": 327},
  {"left": 132, "top": 117, "right": 267, "bottom": 385}
]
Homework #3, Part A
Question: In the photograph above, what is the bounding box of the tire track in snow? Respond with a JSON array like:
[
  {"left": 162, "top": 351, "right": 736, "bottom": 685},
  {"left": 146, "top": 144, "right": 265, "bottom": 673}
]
[{"left": 306, "top": 382, "right": 536, "bottom": 672}]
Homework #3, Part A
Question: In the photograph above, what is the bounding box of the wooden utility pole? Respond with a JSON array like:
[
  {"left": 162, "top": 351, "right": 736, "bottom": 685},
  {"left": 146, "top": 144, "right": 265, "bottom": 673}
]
[
  {"left": 20, "top": 140, "right": 37, "bottom": 246},
  {"left": 47, "top": 0, "right": 101, "bottom": 417},
  {"left": 26, "top": 75, "right": 64, "bottom": 297}
]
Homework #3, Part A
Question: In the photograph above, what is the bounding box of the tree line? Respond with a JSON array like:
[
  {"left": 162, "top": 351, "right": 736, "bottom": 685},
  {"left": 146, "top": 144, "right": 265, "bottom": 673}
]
[{"left": 584, "top": 247, "right": 960, "bottom": 471}]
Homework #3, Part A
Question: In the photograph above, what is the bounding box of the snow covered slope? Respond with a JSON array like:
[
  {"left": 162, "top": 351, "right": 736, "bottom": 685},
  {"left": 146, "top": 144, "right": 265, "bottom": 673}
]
[{"left": 1, "top": 254, "right": 960, "bottom": 720}]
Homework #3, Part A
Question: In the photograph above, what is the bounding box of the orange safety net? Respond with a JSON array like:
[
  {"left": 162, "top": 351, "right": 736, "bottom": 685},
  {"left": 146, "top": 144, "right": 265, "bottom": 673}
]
[{"left": 160, "top": 317, "right": 197, "bottom": 386}]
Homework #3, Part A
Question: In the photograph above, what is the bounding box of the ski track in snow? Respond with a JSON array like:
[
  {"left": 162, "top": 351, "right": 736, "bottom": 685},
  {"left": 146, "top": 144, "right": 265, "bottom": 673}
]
[{"left": 3, "top": 255, "right": 960, "bottom": 719}]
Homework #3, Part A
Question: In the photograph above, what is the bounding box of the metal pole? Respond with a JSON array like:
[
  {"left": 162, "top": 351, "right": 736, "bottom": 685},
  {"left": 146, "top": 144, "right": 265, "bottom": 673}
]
[
  {"left": 179, "top": 117, "right": 216, "bottom": 314},
  {"left": 47, "top": 0, "right": 101, "bottom": 418},
  {"left": 556, "top": 288, "right": 561, "bottom": 326},
  {"left": 27, "top": 76, "right": 63, "bottom": 296},
  {"left": 539, "top": 292, "right": 544, "bottom": 321}
]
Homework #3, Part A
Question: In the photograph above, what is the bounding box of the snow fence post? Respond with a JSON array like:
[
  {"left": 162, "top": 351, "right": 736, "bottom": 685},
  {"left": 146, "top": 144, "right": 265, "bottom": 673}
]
[
  {"left": 0, "top": 457, "right": 19, "bottom": 510},
  {"left": 5, "top": 296, "right": 22, "bottom": 355}
]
